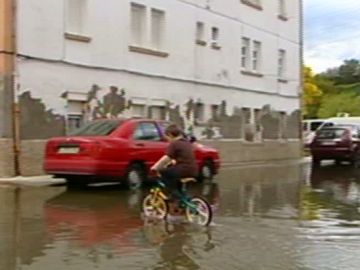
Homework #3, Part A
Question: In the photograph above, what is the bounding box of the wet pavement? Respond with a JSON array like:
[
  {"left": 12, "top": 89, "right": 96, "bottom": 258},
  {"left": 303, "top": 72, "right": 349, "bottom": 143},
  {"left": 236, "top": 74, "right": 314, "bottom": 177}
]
[{"left": 1, "top": 162, "right": 360, "bottom": 270}]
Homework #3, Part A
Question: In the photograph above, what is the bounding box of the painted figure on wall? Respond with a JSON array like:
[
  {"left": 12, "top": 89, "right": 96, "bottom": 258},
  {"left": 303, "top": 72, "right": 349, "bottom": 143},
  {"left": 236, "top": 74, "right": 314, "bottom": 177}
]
[
  {"left": 103, "top": 86, "right": 126, "bottom": 118},
  {"left": 84, "top": 85, "right": 131, "bottom": 121},
  {"left": 85, "top": 84, "right": 103, "bottom": 120}
]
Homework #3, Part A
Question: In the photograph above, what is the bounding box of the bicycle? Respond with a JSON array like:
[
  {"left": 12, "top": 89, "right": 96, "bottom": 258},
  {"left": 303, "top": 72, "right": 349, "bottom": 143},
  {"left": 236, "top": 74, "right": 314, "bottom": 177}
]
[{"left": 142, "top": 177, "right": 213, "bottom": 226}]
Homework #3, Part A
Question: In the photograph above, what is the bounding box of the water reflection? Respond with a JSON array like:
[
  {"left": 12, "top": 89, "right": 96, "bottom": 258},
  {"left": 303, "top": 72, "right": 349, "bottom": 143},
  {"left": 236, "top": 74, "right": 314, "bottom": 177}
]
[
  {"left": 1, "top": 163, "right": 360, "bottom": 269},
  {"left": 143, "top": 217, "right": 217, "bottom": 270}
]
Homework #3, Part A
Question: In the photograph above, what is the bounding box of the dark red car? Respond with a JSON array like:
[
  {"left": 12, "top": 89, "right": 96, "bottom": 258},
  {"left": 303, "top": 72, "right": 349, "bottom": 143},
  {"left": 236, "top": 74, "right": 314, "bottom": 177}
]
[
  {"left": 310, "top": 125, "right": 360, "bottom": 166},
  {"left": 44, "top": 118, "right": 220, "bottom": 188}
]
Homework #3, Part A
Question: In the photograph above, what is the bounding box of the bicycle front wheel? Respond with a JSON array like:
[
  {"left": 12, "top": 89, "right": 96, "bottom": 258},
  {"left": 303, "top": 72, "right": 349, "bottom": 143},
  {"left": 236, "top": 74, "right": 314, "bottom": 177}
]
[
  {"left": 142, "top": 194, "right": 169, "bottom": 220},
  {"left": 185, "top": 196, "right": 212, "bottom": 226}
]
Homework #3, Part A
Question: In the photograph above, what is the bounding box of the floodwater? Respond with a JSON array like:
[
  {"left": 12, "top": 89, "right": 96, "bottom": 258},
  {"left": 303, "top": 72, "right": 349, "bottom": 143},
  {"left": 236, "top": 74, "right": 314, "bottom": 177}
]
[{"left": 1, "top": 162, "right": 360, "bottom": 270}]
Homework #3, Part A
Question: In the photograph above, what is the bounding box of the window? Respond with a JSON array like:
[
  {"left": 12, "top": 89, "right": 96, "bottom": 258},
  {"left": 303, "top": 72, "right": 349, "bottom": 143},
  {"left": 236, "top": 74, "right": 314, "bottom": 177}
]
[
  {"left": 69, "top": 120, "right": 122, "bottom": 136},
  {"left": 278, "top": 49, "right": 286, "bottom": 78},
  {"left": 241, "top": 38, "right": 250, "bottom": 70},
  {"left": 310, "top": 121, "right": 324, "bottom": 132},
  {"left": 67, "top": 115, "right": 83, "bottom": 133},
  {"left": 278, "top": 0, "right": 286, "bottom": 16},
  {"left": 211, "top": 27, "right": 219, "bottom": 42},
  {"left": 131, "top": 3, "right": 146, "bottom": 46},
  {"left": 196, "top": 22, "right": 205, "bottom": 44},
  {"left": 211, "top": 104, "right": 219, "bottom": 121},
  {"left": 150, "top": 106, "right": 166, "bottom": 120},
  {"left": 133, "top": 122, "right": 161, "bottom": 141},
  {"left": 132, "top": 104, "right": 146, "bottom": 117},
  {"left": 242, "top": 108, "right": 251, "bottom": 124},
  {"left": 66, "top": 100, "right": 86, "bottom": 133},
  {"left": 252, "top": 41, "right": 261, "bottom": 72},
  {"left": 151, "top": 8, "right": 165, "bottom": 49},
  {"left": 66, "top": 0, "right": 88, "bottom": 34},
  {"left": 194, "top": 103, "right": 205, "bottom": 122},
  {"left": 211, "top": 27, "right": 220, "bottom": 49}
]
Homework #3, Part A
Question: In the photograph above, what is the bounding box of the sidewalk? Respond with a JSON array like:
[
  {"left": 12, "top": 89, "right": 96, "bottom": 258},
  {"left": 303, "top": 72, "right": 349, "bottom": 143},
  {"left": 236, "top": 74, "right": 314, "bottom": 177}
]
[
  {"left": 0, "top": 157, "right": 311, "bottom": 187},
  {"left": 0, "top": 175, "right": 65, "bottom": 187}
]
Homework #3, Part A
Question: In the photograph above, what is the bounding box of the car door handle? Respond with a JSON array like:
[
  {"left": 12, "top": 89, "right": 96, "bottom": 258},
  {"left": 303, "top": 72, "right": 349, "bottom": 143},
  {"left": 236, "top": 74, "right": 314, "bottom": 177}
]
[{"left": 135, "top": 143, "right": 145, "bottom": 147}]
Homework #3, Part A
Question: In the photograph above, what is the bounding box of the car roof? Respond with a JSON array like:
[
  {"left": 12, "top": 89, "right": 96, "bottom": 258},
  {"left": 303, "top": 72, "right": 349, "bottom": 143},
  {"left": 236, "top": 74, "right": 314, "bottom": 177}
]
[{"left": 321, "top": 124, "right": 358, "bottom": 130}]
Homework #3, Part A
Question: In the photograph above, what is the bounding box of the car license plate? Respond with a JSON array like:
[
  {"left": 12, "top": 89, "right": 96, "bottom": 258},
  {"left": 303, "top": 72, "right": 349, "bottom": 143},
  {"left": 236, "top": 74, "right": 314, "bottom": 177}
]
[
  {"left": 58, "top": 147, "right": 79, "bottom": 154},
  {"left": 321, "top": 141, "right": 336, "bottom": 146}
]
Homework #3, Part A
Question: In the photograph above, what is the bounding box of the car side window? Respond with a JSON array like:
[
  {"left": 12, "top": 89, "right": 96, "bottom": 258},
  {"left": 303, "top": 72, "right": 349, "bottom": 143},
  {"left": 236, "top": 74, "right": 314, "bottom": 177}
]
[
  {"left": 310, "top": 121, "right": 323, "bottom": 131},
  {"left": 133, "top": 122, "right": 161, "bottom": 141}
]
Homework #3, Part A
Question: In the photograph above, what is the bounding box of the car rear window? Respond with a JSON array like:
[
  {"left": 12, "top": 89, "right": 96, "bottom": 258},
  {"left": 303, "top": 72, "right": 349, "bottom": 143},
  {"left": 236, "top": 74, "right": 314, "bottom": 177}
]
[
  {"left": 69, "top": 120, "right": 123, "bottom": 136},
  {"left": 316, "top": 128, "right": 347, "bottom": 139}
]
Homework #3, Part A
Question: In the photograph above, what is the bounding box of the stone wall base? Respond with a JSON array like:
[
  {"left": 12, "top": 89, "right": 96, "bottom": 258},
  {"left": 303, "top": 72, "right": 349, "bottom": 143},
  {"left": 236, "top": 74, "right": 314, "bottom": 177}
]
[
  {"left": 16, "top": 139, "right": 301, "bottom": 177},
  {"left": 202, "top": 139, "right": 302, "bottom": 166},
  {"left": 19, "top": 140, "right": 46, "bottom": 176},
  {"left": 0, "top": 139, "right": 15, "bottom": 177}
]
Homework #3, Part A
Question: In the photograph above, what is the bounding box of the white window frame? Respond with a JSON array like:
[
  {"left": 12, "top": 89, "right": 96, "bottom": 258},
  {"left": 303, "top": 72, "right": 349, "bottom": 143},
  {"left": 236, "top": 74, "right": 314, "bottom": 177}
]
[
  {"left": 65, "top": 0, "right": 89, "bottom": 35},
  {"left": 278, "top": 0, "right": 287, "bottom": 17},
  {"left": 196, "top": 21, "right": 205, "bottom": 42},
  {"left": 241, "top": 37, "right": 250, "bottom": 70},
  {"left": 278, "top": 49, "right": 286, "bottom": 78},
  {"left": 211, "top": 27, "right": 220, "bottom": 46},
  {"left": 252, "top": 41, "right": 262, "bottom": 72},
  {"left": 150, "top": 8, "right": 165, "bottom": 50},
  {"left": 130, "top": 3, "right": 147, "bottom": 46}
]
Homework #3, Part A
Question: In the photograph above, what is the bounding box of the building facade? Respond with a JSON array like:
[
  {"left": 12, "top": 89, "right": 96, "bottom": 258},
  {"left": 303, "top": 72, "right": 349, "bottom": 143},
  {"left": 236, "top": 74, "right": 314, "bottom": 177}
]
[{"left": 0, "top": 0, "right": 303, "bottom": 176}]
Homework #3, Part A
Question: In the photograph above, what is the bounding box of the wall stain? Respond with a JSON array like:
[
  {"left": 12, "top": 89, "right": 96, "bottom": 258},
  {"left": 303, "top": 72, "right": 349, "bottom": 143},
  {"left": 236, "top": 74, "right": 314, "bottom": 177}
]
[
  {"left": 21, "top": 86, "right": 300, "bottom": 141},
  {"left": 286, "top": 110, "right": 301, "bottom": 139},
  {"left": 260, "top": 105, "right": 281, "bottom": 140},
  {"left": 19, "top": 91, "right": 65, "bottom": 140}
]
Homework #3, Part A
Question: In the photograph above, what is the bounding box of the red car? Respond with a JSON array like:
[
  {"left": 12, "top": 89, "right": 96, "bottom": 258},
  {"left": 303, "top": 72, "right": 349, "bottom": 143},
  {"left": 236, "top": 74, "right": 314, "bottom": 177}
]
[
  {"left": 310, "top": 124, "right": 360, "bottom": 166},
  {"left": 44, "top": 118, "right": 220, "bottom": 188}
]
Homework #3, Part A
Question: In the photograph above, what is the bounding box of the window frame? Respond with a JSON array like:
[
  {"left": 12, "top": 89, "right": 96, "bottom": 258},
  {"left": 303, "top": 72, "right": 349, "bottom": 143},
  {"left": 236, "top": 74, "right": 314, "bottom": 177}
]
[
  {"left": 241, "top": 37, "right": 251, "bottom": 70},
  {"left": 130, "top": 2, "right": 147, "bottom": 46},
  {"left": 252, "top": 40, "right": 262, "bottom": 72},
  {"left": 278, "top": 49, "right": 287, "bottom": 79},
  {"left": 150, "top": 8, "right": 165, "bottom": 50}
]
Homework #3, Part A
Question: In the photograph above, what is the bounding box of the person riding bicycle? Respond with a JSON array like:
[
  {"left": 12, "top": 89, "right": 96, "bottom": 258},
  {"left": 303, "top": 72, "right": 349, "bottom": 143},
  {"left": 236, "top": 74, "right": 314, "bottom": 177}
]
[{"left": 150, "top": 124, "right": 198, "bottom": 197}]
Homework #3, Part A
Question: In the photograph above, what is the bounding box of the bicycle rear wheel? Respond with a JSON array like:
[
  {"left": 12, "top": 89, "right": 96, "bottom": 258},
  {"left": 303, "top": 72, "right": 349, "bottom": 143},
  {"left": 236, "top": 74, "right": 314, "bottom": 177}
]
[
  {"left": 142, "top": 194, "right": 169, "bottom": 219},
  {"left": 185, "top": 196, "right": 212, "bottom": 226}
]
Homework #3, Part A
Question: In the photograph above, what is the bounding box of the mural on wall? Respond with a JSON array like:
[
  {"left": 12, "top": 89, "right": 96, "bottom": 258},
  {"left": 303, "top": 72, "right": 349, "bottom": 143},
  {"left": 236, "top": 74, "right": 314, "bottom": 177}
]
[
  {"left": 165, "top": 101, "right": 184, "bottom": 129},
  {"left": 19, "top": 83, "right": 300, "bottom": 141},
  {"left": 83, "top": 84, "right": 132, "bottom": 121},
  {"left": 19, "top": 91, "right": 66, "bottom": 140}
]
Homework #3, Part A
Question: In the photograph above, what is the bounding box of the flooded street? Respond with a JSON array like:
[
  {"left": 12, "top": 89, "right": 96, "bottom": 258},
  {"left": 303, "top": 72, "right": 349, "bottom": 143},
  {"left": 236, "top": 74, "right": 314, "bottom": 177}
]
[{"left": 1, "top": 162, "right": 360, "bottom": 270}]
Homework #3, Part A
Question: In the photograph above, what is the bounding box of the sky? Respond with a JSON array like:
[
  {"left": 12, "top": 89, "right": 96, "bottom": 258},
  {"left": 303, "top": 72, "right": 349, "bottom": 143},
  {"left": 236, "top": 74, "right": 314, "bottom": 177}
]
[{"left": 304, "top": 0, "right": 360, "bottom": 73}]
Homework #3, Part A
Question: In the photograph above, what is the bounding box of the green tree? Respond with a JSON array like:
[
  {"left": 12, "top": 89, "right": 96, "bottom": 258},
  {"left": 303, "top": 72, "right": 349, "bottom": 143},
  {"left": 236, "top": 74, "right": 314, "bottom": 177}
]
[
  {"left": 303, "top": 67, "right": 323, "bottom": 118},
  {"left": 318, "top": 92, "right": 360, "bottom": 118},
  {"left": 322, "top": 59, "right": 360, "bottom": 85}
]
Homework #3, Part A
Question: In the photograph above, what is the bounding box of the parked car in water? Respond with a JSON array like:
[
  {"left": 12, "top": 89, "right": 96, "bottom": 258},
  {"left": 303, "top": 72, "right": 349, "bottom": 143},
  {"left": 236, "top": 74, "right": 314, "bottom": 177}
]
[
  {"left": 43, "top": 118, "right": 221, "bottom": 189},
  {"left": 302, "top": 119, "right": 326, "bottom": 147},
  {"left": 310, "top": 124, "right": 360, "bottom": 166},
  {"left": 304, "top": 117, "right": 360, "bottom": 148}
]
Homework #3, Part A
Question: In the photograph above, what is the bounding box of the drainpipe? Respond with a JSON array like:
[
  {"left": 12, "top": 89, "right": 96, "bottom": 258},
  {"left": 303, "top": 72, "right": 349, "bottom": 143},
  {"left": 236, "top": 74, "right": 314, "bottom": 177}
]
[
  {"left": 298, "top": 0, "right": 304, "bottom": 153},
  {"left": 11, "top": 0, "right": 20, "bottom": 175}
]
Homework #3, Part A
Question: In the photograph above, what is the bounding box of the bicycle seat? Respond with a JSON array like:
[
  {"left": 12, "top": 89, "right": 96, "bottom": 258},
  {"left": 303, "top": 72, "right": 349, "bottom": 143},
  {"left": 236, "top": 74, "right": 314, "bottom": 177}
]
[{"left": 180, "top": 177, "right": 196, "bottom": 184}]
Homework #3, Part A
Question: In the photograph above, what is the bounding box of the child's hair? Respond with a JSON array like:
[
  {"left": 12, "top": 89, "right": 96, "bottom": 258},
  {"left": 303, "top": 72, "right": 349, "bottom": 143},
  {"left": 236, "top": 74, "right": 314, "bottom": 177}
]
[{"left": 165, "top": 124, "right": 183, "bottom": 137}]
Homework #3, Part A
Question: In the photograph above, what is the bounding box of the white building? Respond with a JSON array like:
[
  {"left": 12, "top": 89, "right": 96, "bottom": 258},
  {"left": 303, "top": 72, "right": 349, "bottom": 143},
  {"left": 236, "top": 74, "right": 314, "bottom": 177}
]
[{"left": 8, "top": 0, "right": 302, "bottom": 175}]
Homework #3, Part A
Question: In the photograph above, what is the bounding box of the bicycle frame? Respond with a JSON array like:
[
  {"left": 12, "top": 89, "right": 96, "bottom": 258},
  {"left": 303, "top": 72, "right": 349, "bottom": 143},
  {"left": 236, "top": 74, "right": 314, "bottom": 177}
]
[{"left": 151, "top": 180, "right": 199, "bottom": 214}]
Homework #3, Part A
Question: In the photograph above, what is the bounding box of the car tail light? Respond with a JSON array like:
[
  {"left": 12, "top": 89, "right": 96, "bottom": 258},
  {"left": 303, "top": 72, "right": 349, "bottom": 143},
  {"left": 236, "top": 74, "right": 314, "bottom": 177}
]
[
  {"left": 46, "top": 141, "right": 58, "bottom": 154},
  {"left": 80, "top": 141, "right": 101, "bottom": 156}
]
